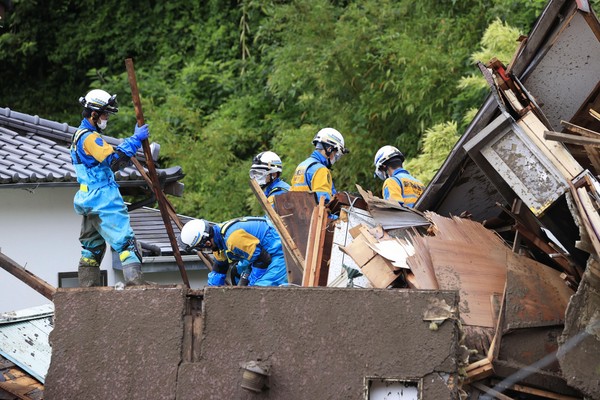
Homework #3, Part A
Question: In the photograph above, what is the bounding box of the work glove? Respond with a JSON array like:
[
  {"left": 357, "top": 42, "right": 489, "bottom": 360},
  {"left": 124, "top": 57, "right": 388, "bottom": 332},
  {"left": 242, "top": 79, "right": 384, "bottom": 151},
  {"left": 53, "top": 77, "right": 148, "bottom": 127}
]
[
  {"left": 248, "top": 267, "right": 267, "bottom": 286},
  {"left": 132, "top": 123, "right": 149, "bottom": 142},
  {"left": 207, "top": 271, "right": 227, "bottom": 286}
]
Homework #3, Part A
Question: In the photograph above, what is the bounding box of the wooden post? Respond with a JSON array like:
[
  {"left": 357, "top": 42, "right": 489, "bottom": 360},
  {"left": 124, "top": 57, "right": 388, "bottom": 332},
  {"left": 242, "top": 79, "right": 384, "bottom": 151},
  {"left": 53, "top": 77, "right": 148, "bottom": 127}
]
[
  {"left": 249, "top": 179, "right": 304, "bottom": 279},
  {"left": 0, "top": 252, "right": 56, "bottom": 300},
  {"left": 302, "top": 196, "right": 327, "bottom": 287},
  {"left": 125, "top": 58, "right": 190, "bottom": 287},
  {"left": 130, "top": 158, "right": 213, "bottom": 270}
]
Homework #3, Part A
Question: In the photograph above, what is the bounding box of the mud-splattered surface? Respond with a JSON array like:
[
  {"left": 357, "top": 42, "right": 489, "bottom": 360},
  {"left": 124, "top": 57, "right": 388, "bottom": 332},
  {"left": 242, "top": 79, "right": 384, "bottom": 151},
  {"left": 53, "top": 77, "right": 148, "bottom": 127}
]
[
  {"left": 44, "top": 287, "right": 461, "bottom": 400},
  {"left": 45, "top": 287, "right": 187, "bottom": 400},
  {"left": 178, "top": 287, "right": 460, "bottom": 400}
]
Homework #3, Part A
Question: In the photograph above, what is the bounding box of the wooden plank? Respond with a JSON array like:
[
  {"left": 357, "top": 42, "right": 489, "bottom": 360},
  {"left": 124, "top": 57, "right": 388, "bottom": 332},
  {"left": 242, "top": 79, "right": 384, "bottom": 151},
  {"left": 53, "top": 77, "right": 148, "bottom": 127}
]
[
  {"left": 181, "top": 315, "right": 193, "bottom": 363},
  {"left": 574, "top": 185, "right": 600, "bottom": 255},
  {"left": 464, "top": 358, "right": 494, "bottom": 384},
  {"left": 427, "top": 238, "right": 507, "bottom": 327},
  {"left": 560, "top": 120, "right": 600, "bottom": 173},
  {"left": 406, "top": 231, "right": 438, "bottom": 290},
  {"left": 490, "top": 380, "right": 582, "bottom": 400},
  {"left": 561, "top": 120, "right": 600, "bottom": 137},
  {"left": 303, "top": 197, "right": 327, "bottom": 287},
  {"left": 471, "top": 382, "right": 515, "bottom": 400},
  {"left": 504, "top": 251, "right": 574, "bottom": 330},
  {"left": 519, "top": 111, "right": 583, "bottom": 180},
  {"left": 514, "top": 222, "right": 578, "bottom": 278},
  {"left": 487, "top": 281, "right": 506, "bottom": 362},
  {"left": 250, "top": 179, "right": 304, "bottom": 279},
  {"left": 0, "top": 251, "right": 56, "bottom": 300},
  {"left": 272, "top": 191, "right": 316, "bottom": 256},
  {"left": 591, "top": 108, "right": 600, "bottom": 122},
  {"left": 544, "top": 130, "right": 600, "bottom": 147}
]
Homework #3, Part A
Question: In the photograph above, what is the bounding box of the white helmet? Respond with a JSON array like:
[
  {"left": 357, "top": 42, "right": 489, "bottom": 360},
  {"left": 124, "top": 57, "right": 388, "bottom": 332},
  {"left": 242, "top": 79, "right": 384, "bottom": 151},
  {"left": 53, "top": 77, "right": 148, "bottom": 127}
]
[
  {"left": 374, "top": 145, "right": 405, "bottom": 180},
  {"left": 249, "top": 151, "right": 283, "bottom": 186},
  {"left": 180, "top": 219, "right": 213, "bottom": 250},
  {"left": 79, "top": 89, "right": 119, "bottom": 114},
  {"left": 312, "top": 128, "right": 349, "bottom": 164}
]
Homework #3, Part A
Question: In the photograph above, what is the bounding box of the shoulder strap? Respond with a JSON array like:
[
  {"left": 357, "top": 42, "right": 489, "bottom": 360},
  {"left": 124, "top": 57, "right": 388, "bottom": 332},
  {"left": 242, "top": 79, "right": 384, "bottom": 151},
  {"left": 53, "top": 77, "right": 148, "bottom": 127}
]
[
  {"left": 220, "top": 216, "right": 267, "bottom": 237},
  {"left": 304, "top": 161, "right": 320, "bottom": 191},
  {"left": 70, "top": 128, "right": 91, "bottom": 164}
]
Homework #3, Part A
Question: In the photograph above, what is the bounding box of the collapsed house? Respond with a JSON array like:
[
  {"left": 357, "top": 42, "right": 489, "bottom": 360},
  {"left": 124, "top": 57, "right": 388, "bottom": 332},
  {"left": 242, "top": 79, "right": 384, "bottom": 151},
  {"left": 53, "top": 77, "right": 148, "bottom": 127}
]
[{"left": 3, "top": 0, "right": 600, "bottom": 399}]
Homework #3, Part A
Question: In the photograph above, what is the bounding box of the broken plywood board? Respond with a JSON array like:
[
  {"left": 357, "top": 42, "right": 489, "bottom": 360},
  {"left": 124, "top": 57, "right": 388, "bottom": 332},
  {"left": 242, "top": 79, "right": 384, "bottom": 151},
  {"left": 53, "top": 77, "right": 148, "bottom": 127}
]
[
  {"left": 503, "top": 251, "right": 575, "bottom": 331},
  {"left": 406, "top": 231, "right": 438, "bottom": 290},
  {"left": 427, "top": 237, "right": 507, "bottom": 328},
  {"left": 425, "top": 212, "right": 508, "bottom": 249},
  {"left": 340, "top": 232, "right": 399, "bottom": 288}
]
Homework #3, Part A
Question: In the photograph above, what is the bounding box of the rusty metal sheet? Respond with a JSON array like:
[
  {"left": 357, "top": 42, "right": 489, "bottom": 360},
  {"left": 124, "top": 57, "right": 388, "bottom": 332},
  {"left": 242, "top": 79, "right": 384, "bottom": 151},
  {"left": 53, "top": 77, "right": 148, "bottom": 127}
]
[{"left": 503, "top": 251, "right": 575, "bottom": 331}]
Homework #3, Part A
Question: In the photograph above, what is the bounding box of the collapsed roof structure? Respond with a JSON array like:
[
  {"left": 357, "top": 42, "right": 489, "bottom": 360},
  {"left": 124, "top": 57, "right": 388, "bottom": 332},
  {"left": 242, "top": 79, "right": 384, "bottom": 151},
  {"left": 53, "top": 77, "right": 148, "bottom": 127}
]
[{"left": 3, "top": 0, "right": 600, "bottom": 399}]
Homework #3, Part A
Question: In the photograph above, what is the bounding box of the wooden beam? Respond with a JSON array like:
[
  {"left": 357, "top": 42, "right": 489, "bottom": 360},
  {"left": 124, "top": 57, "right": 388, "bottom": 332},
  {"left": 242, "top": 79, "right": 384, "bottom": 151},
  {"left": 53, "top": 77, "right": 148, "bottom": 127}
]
[
  {"left": 560, "top": 120, "right": 600, "bottom": 172},
  {"left": 544, "top": 130, "right": 600, "bottom": 147},
  {"left": 471, "top": 382, "right": 515, "bottom": 400},
  {"left": 249, "top": 179, "right": 304, "bottom": 278},
  {"left": 590, "top": 108, "right": 600, "bottom": 122},
  {"left": 490, "top": 380, "right": 582, "bottom": 400},
  {"left": 131, "top": 158, "right": 213, "bottom": 270},
  {"left": 302, "top": 196, "right": 327, "bottom": 287},
  {"left": 561, "top": 120, "right": 600, "bottom": 137},
  {"left": 125, "top": 58, "right": 190, "bottom": 288},
  {"left": 0, "top": 251, "right": 56, "bottom": 300}
]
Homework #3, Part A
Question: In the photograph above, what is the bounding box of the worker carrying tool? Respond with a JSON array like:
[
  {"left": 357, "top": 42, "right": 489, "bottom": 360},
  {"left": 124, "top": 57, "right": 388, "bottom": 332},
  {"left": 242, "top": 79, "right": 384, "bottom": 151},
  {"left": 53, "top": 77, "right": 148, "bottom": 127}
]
[
  {"left": 179, "top": 217, "right": 288, "bottom": 287},
  {"left": 290, "top": 127, "right": 349, "bottom": 205},
  {"left": 71, "top": 89, "right": 149, "bottom": 287},
  {"left": 373, "top": 145, "right": 424, "bottom": 208},
  {"left": 249, "top": 151, "right": 290, "bottom": 207}
]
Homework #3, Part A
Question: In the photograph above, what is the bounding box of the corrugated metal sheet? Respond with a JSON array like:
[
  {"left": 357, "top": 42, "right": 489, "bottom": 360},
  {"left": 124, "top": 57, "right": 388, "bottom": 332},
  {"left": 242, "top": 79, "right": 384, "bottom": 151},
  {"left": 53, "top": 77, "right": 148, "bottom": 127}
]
[{"left": 0, "top": 304, "right": 54, "bottom": 383}]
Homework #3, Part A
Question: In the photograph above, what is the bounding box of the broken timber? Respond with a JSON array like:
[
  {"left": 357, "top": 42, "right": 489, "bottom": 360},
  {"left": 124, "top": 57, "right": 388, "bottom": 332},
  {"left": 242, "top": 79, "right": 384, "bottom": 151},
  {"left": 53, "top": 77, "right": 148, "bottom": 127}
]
[
  {"left": 0, "top": 252, "right": 56, "bottom": 300},
  {"left": 125, "top": 58, "right": 190, "bottom": 287},
  {"left": 302, "top": 196, "right": 328, "bottom": 286},
  {"left": 249, "top": 178, "right": 304, "bottom": 280}
]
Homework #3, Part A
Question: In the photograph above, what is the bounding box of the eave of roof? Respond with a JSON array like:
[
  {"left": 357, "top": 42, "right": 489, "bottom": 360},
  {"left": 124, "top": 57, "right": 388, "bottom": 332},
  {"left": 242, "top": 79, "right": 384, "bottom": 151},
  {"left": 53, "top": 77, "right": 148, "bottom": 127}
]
[{"left": 0, "top": 107, "right": 184, "bottom": 188}]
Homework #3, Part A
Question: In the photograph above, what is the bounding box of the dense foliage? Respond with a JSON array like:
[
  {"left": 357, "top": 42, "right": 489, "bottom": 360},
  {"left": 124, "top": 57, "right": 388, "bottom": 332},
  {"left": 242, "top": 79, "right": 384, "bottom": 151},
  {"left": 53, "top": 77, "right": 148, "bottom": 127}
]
[{"left": 0, "top": 0, "right": 559, "bottom": 220}]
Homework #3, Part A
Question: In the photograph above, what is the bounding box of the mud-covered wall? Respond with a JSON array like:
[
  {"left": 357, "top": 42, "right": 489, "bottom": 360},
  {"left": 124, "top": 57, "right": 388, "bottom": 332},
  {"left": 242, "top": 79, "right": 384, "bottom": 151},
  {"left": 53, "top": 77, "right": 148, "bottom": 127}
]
[{"left": 45, "top": 287, "right": 460, "bottom": 400}]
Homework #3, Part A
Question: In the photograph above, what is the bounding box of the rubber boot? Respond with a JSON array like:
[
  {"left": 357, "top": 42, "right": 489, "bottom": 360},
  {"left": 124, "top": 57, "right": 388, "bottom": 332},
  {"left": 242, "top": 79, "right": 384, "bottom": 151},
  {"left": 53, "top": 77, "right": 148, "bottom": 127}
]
[
  {"left": 123, "top": 262, "right": 147, "bottom": 286},
  {"left": 78, "top": 261, "right": 102, "bottom": 287}
]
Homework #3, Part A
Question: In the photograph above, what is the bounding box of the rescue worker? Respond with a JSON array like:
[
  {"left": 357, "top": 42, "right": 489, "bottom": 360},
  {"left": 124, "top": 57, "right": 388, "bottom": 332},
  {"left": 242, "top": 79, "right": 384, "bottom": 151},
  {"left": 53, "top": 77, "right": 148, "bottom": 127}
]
[
  {"left": 249, "top": 151, "right": 290, "bottom": 206},
  {"left": 71, "top": 89, "right": 149, "bottom": 287},
  {"left": 373, "top": 145, "right": 424, "bottom": 208},
  {"left": 179, "top": 217, "right": 288, "bottom": 287},
  {"left": 290, "top": 127, "right": 349, "bottom": 205}
]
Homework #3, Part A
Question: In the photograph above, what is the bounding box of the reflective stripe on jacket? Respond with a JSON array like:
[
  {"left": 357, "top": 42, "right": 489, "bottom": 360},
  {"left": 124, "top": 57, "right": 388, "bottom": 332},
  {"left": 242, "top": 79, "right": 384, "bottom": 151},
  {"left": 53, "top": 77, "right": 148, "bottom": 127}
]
[
  {"left": 382, "top": 168, "right": 424, "bottom": 208},
  {"left": 290, "top": 150, "right": 336, "bottom": 203},
  {"left": 264, "top": 178, "right": 290, "bottom": 207}
]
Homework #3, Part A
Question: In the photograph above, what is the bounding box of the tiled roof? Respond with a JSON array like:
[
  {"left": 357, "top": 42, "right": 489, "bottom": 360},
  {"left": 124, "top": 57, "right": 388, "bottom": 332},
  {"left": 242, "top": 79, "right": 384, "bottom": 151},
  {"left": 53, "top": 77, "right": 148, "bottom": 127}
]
[
  {"left": 0, "top": 107, "right": 184, "bottom": 188},
  {"left": 129, "top": 206, "right": 195, "bottom": 255}
]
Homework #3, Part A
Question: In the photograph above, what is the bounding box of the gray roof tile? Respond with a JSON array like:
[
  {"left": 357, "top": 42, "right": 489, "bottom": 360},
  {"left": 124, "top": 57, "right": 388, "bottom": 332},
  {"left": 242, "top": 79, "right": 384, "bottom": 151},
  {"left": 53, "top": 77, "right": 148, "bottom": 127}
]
[{"left": 0, "top": 108, "right": 184, "bottom": 189}]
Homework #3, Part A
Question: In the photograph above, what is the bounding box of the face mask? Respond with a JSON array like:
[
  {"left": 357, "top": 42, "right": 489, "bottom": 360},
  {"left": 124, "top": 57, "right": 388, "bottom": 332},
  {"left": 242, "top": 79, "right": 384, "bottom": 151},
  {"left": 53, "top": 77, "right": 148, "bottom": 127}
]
[
  {"left": 97, "top": 119, "right": 108, "bottom": 130},
  {"left": 250, "top": 169, "right": 268, "bottom": 186}
]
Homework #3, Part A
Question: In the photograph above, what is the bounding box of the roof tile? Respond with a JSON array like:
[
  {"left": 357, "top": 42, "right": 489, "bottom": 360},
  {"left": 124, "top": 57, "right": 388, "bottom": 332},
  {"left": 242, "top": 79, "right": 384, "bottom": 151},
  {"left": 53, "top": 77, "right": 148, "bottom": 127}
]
[{"left": 0, "top": 108, "right": 184, "bottom": 191}]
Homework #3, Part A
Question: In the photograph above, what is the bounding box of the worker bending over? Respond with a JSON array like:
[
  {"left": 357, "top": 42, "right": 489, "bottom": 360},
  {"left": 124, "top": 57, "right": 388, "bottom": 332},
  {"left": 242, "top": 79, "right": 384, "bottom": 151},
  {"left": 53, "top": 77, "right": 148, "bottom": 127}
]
[
  {"left": 290, "top": 127, "right": 349, "bottom": 205},
  {"left": 71, "top": 89, "right": 149, "bottom": 286},
  {"left": 250, "top": 151, "right": 290, "bottom": 207},
  {"left": 373, "top": 145, "right": 424, "bottom": 208},
  {"left": 180, "top": 217, "right": 288, "bottom": 287}
]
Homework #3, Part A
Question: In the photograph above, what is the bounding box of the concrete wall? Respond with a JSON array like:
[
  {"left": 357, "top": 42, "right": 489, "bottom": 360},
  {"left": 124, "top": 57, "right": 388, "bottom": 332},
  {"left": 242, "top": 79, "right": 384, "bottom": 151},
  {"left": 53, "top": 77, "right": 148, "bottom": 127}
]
[{"left": 45, "top": 287, "right": 460, "bottom": 400}]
